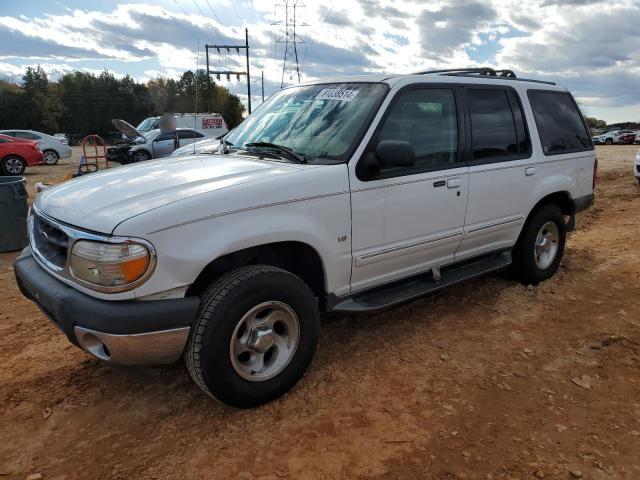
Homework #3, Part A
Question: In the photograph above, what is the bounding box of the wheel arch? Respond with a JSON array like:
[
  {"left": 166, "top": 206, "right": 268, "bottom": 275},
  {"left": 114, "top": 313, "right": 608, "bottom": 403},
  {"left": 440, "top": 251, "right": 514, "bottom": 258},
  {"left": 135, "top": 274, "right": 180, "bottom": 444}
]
[
  {"left": 517, "top": 191, "right": 573, "bottom": 243},
  {"left": 186, "top": 240, "right": 327, "bottom": 307},
  {"left": 2, "top": 153, "right": 25, "bottom": 163}
]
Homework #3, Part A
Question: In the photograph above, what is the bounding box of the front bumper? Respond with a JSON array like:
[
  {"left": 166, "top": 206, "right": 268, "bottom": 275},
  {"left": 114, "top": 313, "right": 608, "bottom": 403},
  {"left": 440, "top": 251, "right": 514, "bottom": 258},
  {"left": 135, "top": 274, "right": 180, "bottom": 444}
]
[{"left": 14, "top": 248, "right": 200, "bottom": 364}]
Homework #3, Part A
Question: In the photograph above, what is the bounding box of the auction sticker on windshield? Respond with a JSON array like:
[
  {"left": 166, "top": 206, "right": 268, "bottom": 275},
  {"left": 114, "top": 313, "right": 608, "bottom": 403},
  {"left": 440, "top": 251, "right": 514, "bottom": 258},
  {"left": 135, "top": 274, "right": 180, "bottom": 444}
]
[{"left": 316, "top": 88, "right": 359, "bottom": 102}]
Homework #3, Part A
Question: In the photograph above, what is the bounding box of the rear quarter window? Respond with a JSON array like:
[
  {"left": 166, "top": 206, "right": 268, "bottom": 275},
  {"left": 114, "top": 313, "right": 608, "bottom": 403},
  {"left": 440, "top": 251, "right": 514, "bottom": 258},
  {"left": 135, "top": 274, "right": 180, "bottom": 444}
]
[{"left": 527, "top": 90, "right": 593, "bottom": 155}]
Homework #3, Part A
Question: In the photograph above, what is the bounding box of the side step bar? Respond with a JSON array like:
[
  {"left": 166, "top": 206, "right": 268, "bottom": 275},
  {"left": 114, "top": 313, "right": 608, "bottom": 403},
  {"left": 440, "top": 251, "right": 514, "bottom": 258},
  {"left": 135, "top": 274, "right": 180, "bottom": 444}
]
[{"left": 330, "top": 251, "right": 512, "bottom": 313}]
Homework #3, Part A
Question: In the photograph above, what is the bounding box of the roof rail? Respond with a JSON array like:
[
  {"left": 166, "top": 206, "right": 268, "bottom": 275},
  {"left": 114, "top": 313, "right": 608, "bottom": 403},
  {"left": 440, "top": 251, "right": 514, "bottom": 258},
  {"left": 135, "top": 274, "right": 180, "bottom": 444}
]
[
  {"left": 414, "top": 67, "right": 556, "bottom": 85},
  {"left": 416, "top": 67, "right": 517, "bottom": 78}
]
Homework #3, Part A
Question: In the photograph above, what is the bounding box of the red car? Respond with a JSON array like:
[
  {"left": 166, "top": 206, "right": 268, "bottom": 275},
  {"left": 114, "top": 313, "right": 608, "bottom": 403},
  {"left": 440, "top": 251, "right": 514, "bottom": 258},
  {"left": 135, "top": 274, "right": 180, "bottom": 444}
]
[
  {"left": 0, "top": 133, "right": 44, "bottom": 175},
  {"left": 618, "top": 132, "right": 637, "bottom": 145}
]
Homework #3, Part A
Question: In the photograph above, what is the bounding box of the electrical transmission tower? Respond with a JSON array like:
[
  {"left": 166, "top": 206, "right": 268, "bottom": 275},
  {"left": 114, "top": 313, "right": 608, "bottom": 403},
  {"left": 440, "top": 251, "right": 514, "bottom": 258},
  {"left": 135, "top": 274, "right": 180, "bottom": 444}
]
[{"left": 275, "top": 0, "right": 305, "bottom": 89}]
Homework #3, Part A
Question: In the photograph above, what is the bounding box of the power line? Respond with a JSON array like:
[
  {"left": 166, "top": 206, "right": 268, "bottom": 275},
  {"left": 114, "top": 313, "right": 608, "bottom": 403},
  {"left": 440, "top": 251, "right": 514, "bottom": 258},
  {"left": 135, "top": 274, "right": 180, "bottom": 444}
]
[
  {"left": 230, "top": 0, "right": 244, "bottom": 25},
  {"left": 203, "top": 0, "right": 222, "bottom": 23},
  {"left": 172, "top": 0, "right": 189, "bottom": 16},
  {"left": 191, "top": 0, "right": 207, "bottom": 18}
]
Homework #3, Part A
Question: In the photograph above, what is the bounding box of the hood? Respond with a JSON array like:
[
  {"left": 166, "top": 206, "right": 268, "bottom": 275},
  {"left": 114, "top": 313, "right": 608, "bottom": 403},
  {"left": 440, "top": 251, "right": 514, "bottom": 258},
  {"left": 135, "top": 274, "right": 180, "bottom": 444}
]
[
  {"left": 35, "top": 154, "right": 303, "bottom": 233},
  {"left": 112, "top": 119, "right": 142, "bottom": 138}
]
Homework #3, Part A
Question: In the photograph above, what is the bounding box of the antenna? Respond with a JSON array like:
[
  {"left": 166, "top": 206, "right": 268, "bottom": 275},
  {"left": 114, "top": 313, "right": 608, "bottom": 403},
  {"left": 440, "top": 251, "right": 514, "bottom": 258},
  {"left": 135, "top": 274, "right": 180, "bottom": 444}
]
[{"left": 274, "top": 0, "right": 306, "bottom": 89}]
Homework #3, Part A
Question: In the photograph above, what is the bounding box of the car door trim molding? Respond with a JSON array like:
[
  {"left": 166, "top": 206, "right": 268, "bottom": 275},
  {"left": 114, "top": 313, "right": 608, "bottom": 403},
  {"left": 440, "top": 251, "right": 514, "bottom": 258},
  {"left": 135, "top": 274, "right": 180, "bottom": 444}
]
[
  {"left": 350, "top": 169, "right": 466, "bottom": 193},
  {"left": 466, "top": 215, "right": 525, "bottom": 234},
  {"left": 355, "top": 230, "right": 464, "bottom": 266}
]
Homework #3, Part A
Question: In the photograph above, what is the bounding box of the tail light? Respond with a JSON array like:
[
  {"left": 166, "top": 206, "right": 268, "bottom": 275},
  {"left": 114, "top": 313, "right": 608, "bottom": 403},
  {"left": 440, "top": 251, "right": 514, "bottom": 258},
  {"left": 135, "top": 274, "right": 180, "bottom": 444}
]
[
  {"left": 592, "top": 157, "right": 598, "bottom": 190},
  {"left": 34, "top": 142, "right": 41, "bottom": 151}
]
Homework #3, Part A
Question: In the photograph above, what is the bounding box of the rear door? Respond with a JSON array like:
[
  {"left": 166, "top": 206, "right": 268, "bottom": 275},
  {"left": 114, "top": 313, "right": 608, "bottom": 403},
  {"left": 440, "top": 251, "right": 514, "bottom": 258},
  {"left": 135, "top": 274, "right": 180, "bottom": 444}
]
[
  {"left": 177, "top": 130, "right": 205, "bottom": 147},
  {"left": 455, "top": 86, "right": 534, "bottom": 261},
  {"left": 349, "top": 85, "right": 469, "bottom": 291}
]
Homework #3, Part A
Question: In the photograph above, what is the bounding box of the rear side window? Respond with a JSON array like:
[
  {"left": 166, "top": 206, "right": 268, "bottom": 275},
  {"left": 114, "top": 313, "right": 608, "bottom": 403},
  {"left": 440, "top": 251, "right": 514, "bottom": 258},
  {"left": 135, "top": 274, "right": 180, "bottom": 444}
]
[
  {"left": 467, "top": 89, "right": 530, "bottom": 162},
  {"left": 14, "top": 131, "right": 40, "bottom": 140},
  {"left": 528, "top": 91, "right": 593, "bottom": 155},
  {"left": 178, "top": 130, "right": 205, "bottom": 139}
]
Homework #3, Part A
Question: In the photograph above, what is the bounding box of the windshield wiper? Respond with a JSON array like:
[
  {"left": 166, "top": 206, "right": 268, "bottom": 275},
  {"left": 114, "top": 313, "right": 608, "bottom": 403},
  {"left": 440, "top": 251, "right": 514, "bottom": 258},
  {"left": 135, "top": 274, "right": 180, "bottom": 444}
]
[{"left": 243, "top": 142, "right": 307, "bottom": 163}]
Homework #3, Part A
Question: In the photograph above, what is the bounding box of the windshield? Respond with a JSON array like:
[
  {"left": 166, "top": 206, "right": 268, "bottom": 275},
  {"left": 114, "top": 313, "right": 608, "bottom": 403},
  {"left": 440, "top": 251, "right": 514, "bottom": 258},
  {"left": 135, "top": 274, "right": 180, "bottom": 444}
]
[
  {"left": 136, "top": 117, "right": 159, "bottom": 132},
  {"left": 225, "top": 82, "right": 388, "bottom": 161}
]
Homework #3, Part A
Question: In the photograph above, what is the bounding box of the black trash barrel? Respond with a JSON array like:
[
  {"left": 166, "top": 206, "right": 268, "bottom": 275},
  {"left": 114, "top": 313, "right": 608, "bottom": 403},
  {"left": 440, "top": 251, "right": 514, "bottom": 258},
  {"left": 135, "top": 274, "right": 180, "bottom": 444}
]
[{"left": 0, "top": 176, "right": 28, "bottom": 252}]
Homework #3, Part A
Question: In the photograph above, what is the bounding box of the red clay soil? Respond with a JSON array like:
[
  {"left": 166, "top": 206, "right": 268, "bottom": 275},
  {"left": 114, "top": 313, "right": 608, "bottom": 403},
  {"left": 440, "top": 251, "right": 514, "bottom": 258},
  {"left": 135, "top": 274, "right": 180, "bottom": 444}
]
[{"left": 0, "top": 146, "right": 638, "bottom": 480}]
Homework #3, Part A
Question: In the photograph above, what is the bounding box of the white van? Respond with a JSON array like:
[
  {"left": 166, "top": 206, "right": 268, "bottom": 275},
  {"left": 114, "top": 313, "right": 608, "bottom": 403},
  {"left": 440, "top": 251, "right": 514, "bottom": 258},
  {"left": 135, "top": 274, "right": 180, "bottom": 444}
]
[{"left": 136, "top": 113, "right": 228, "bottom": 138}]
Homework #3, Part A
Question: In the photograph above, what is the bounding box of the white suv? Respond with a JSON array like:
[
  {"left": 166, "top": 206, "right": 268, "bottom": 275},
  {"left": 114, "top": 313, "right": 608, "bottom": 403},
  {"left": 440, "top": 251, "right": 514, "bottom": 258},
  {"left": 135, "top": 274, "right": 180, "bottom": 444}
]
[{"left": 15, "top": 68, "right": 596, "bottom": 407}]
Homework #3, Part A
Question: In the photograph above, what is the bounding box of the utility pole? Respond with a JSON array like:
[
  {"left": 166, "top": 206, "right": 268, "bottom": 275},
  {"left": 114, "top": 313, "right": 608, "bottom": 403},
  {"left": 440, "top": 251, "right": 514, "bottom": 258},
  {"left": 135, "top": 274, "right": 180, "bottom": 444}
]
[
  {"left": 261, "top": 70, "right": 264, "bottom": 102},
  {"left": 204, "top": 28, "right": 252, "bottom": 114},
  {"left": 245, "top": 28, "right": 251, "bottom": 114},
  {"left": 275, "top": 0, "right": 305, "bottom": 89}
]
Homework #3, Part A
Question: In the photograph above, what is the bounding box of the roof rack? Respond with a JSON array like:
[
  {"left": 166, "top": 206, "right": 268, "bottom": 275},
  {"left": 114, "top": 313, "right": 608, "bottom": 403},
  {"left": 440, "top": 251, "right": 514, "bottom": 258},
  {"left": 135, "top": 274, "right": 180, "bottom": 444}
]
[{"left": 414, "top": 67, "right": 556, "bottom": 85}]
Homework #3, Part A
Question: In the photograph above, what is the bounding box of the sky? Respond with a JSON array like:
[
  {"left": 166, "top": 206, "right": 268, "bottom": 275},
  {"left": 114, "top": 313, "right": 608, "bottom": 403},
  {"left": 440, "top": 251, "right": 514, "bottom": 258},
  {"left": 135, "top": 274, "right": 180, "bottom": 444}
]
[{"left": 1, "top": 0, "right": 639, "bottom": 123}]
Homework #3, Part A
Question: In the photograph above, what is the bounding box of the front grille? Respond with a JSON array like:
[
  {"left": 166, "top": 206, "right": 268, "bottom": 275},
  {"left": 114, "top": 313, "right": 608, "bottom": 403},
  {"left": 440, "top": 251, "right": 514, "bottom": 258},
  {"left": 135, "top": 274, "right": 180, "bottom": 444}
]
[{"left": 32, "top": 213, "right": 69, "bottom": 269}]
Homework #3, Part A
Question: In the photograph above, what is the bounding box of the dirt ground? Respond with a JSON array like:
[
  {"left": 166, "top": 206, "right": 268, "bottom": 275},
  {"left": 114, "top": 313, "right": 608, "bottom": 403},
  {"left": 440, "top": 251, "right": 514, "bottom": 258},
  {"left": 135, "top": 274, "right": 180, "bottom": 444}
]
[{"left": 1, "top": 146, "right": 639, "bottom": 480}]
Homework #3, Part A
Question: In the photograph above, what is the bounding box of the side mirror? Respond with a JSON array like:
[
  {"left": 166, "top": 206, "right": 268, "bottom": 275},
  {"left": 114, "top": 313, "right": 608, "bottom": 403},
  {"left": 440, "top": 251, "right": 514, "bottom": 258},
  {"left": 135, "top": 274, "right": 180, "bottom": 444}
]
[{"left": 375, "top": 140, "right": 415, "bottom": 168}]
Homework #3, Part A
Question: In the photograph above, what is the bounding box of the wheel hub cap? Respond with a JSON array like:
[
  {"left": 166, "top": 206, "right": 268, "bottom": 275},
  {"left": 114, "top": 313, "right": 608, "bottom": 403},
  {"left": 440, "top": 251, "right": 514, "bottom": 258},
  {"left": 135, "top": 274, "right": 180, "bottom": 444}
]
[
  {"left": 534, "top": 221, "right": 559, "bottom": 270},
  {"left": 7, "top": 159, "right": 20, "bottom": 173},
  {"left": 248, "top": 324, "right": 275, "bottom": 353},
  {"left": 229, "top": 301, "right": 300, "bottom": 382}
]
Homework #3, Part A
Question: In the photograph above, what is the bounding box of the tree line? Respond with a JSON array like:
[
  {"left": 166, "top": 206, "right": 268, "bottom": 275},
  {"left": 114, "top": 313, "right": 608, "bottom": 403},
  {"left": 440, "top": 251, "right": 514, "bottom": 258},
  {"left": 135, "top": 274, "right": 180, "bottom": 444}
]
[{"left": 0, "top": 66, "right": 245, "bottom": 142}]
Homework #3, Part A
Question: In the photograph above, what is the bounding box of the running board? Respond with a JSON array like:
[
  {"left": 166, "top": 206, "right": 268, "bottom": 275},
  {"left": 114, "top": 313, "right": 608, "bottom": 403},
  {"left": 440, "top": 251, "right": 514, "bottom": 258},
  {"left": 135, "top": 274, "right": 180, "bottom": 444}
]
[{"left": 331, "top": 251, "right": 512, "bottom": 313}]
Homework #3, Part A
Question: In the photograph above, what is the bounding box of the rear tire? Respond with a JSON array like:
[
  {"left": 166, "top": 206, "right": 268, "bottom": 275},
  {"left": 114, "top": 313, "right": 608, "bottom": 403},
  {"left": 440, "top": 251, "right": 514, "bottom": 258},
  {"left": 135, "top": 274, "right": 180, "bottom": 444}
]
[
  {"left": 511, "top": 204, "right": 566, "bottom": 285},
  {"left": 1, "top": 156, "right": 26, "bottom": 175},
  {"left": 185, "top": 265, "right": 320, "bottom": 408},
  {"left": 605, "top": 138, "right": 613, "bottom": 145},
  {"left": 43, "top": 150, "right": 59, "bottom": 165}
]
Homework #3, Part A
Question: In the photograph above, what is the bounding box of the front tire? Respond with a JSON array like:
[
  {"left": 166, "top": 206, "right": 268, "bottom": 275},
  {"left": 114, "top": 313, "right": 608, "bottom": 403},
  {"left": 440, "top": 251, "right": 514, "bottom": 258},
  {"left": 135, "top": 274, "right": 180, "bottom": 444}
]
[
  {"left": 1, "top": 156, "right": 26, "bottom": 175},
  {"left": 512, "top": 204, "right": 566, "bottom": 285},
  {"left": 133, "top": 150, "right": 151, "bottom": 162},
  {"left": 185, "top": 265, "right": 320, "bottom": 408},
  {"left": 605, "top": 138, "right": 613, "bottom": 145},
  {"left": 43, "top": 150, "right": 59, "bottom": 165}
]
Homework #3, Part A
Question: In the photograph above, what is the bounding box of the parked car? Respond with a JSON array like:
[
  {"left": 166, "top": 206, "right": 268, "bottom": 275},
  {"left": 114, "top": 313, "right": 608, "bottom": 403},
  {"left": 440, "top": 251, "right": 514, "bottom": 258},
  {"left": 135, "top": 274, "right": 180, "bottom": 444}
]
[
  {"left": 634, "top": 132, "right": 640, "bottom": 145},
  {"left": 170, "top": 137, "right": 221, "bottom": 157},
  {"left": 592, "top": 129, "right": 635, "bottom": 145},
  {"left": 0, "top": 134, "right": 44, "bottom": 175},
  {"left": 634, "top": 148, "right": 640, "bottom": 184},
  {"left": 108, "top": 119, "right": 206, "bottom": 163},
  {"left": 136, "top": 113, "right": 228, "bottom": 138},
  {"left": 618, "top": 132, "right": 636, "bottom": 145},
  {"left": 0, "top": 130, "right": 72, "bottom": 165},
  {"left": 15, "top": 68, "right": 596, "bottom": 408}
]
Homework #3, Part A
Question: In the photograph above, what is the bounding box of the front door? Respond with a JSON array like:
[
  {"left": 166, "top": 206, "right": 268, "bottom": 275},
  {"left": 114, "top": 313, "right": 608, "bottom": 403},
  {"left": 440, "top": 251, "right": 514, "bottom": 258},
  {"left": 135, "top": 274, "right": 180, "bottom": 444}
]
[
  {"left": 349, "top": 86, "right": 469, "bottom": 292},
  {"left": 152, "top": 131, "right": 178, "bottom": 158}
]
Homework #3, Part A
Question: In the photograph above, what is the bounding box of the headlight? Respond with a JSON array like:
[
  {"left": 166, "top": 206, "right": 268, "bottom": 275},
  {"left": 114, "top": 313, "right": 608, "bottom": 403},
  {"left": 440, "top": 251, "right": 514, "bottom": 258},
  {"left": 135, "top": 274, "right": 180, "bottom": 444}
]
[{"left": 70, "top": 240, "right": 152, "bottom": 289}]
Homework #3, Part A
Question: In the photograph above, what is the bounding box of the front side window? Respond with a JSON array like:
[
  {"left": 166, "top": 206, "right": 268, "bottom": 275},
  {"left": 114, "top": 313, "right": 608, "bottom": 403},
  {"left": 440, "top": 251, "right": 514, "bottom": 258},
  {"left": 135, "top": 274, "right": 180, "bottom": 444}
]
[
  {"left": 225, "top": 82, "right": 388, "bottom": 162},
  {"left": 468, "top": 89, "right": 528, "bottom": 161},
  {"left": 528, "top": 91, "right": 593, "bottom": 155},
  {"left": 156, "top": 132, "right": 176, "bottom": 142},
  {"left": 375, "top": 88, "right": 459, "bottom": 175}
]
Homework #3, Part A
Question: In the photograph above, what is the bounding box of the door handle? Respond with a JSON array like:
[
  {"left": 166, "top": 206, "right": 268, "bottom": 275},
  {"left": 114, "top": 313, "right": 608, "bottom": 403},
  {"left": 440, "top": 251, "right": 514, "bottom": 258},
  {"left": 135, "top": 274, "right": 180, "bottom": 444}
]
[
  {"left": 447, "top": 178, "right": 461, "bottom": 188},
  {"left": 525, "top": 167, "right": 536, "bottom": 176}
]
